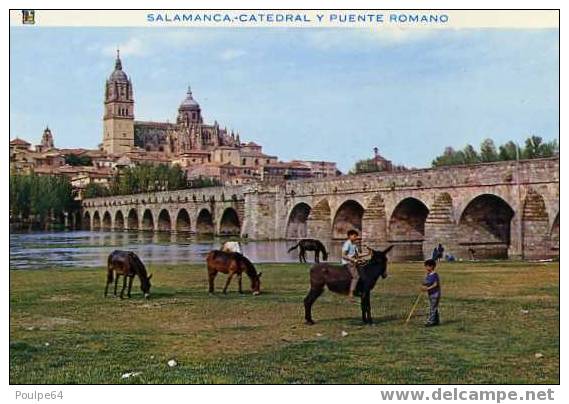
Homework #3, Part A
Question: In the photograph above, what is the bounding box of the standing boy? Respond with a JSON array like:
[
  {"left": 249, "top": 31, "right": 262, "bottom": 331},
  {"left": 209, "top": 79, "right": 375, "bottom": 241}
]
[{"left": 421, "top": 259, "right": 441, "bottom": 326}]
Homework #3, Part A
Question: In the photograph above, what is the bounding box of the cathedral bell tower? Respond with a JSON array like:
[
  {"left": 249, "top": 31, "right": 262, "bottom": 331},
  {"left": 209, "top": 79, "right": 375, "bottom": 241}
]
[
  {"left": 102, "top": 50, "right": 134, "bottom": 154},
  {"left": 41, "top": 126, "right": 54, "bottom": 149}
]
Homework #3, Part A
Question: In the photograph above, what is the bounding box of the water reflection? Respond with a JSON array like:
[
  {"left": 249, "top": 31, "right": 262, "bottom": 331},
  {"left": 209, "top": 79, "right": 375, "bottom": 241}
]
[{"left": 9, "top": 231, "right": 346, "bottom": 270}]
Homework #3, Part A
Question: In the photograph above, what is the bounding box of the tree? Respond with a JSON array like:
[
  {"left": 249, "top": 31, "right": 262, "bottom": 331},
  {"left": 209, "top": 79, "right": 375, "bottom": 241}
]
[
  {"left": 523, "top": 136, "right": 543, "bottom": 159},
  {"left": 479, "top": 138, "right": 498, "bottom": 162},
  {"left": 498, "top": 141, "right": 520, "bottom": 161},
  {"left": 350, "top": 158, "right": 384, "bottom": 174},
  {"left": 107, "top": 163, "right": 188, "bottom": 195},
  {"left": 10, "top": 174, "right": 31, "bottom": 218},
  {"left": 432, "top": 135, "right": 557, "bottom": 168},
  {"left": 83, "top": 182, "right": 110, "bottom": 199},
  {"left": 539, "top": 138, "right": 559, "bottom": 158},
  {"left": 462, "top": 144, "right": 479, "bottom": 164},
  {"left": 188, "top": 176, "right": 222, "bottom": 188},
  {"left": 64, "top": 154, "right": 93, "bottom": 166},
  {"left": 10, "top": 173, "right": 75, "bottom": 226},
  {"left": 432, "top": 147, "right": 461, "bottom": 167},
  {"left": 522, "top": 135, "right": 558, "bottom": 159}
]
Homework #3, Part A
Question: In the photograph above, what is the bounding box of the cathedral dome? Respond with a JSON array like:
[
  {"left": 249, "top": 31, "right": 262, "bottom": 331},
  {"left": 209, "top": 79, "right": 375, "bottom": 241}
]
[
  {"left": 179, "top": 86, "right": 200, "bottom": 110},
  {"left": 110, "top": 69, "right": 128, "bottom": 82},
  {"left": 108, "top": 50, "right": 129, "bottom": 82}
]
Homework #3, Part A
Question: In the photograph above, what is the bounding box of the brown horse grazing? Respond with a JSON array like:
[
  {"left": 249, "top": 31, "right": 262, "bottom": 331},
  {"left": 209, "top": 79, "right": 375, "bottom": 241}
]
[
  {"left": 105, "top": 250, "right": 153, "bottom": 299},
  {"left": 206, "top": 250, "right": 262, "bottom": 295},
  {"left": 304, "top": 246, "right": 393, "bottom": 325}
]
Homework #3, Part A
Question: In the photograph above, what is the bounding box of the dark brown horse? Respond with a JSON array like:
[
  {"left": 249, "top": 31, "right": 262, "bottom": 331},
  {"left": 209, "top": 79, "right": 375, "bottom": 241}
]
[
  {"left": 288, "top": 239, "right": 328, "bottom": 263},
  {"left": 105, "top": 250, "right": 153, "bottom": 299},
  {"left": 206, "top": 250, "right": 262, "bottom": 295},
  {"left": 304, "top": 246, "right": 393, "bottom": 325}
]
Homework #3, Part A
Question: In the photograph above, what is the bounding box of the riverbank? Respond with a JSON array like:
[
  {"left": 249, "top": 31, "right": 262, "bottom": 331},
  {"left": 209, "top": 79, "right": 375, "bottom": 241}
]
[{"left": 10, "top": 261, "right": 559, "bottom": 384}]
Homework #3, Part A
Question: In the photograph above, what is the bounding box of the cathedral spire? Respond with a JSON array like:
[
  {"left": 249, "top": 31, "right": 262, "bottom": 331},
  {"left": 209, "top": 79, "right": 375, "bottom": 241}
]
[{"left": 115, "top": 48, "right": 122, "bottom": 70}]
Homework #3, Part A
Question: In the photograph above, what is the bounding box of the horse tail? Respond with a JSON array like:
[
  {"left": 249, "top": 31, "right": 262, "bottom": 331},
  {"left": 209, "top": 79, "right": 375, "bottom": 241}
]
[
  {"left": 107, "top": 268, "right": 114, "bottom": 283},
  {"left": 288, "top": 242, "right": 300, "bottom": 253},
  {"left": 107, "top": 252, "right": 115, "bottom": 283}
]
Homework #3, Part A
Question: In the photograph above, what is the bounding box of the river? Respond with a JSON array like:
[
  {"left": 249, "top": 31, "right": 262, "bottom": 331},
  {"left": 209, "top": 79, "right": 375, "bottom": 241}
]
[{"left": 9, "top": 231, "right": 348, "bottom": 270}]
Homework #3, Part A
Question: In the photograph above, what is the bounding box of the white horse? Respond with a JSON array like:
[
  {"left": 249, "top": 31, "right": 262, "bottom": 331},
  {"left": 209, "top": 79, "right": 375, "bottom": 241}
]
[{"left": 222, "top": 241, "right": 242, "bottom": 254}]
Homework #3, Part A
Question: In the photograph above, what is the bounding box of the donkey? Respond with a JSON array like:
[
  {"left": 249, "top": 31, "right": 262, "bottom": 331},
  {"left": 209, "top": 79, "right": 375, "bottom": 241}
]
[
  {"left": 105, "top": 250, "right": 152, "bottom": 299},
  {"left": 206, "top": 250, "right": 262, "bottom": 295},
  {"left": 303, "top": 246, "right": 393, "bottom": 325},
  {"left": 288, "top": 239, "right": 329, "bottom": 263}
]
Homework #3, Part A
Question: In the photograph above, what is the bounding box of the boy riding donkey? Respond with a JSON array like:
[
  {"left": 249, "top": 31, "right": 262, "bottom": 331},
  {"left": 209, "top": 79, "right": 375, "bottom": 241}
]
[{"left": 342, "top": 229, "right": 371, "bottom": 303}]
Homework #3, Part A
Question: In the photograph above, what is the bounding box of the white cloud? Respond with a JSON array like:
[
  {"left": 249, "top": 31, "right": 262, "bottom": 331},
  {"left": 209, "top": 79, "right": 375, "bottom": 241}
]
[
  {"left": 102, "top": 37, "right": 147, "bottom": 57},
  {"left": 99, "top": 30, "right": 215, "bottom": 58},
  {"left": 305, "top": 28, "right": 437, "bottom": 50},
  {"left": 218, "top": 48, "right": 247, "bottom": 61}
]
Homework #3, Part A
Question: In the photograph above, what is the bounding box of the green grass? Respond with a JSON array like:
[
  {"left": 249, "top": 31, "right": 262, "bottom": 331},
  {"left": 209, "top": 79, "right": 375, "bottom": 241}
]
[{"left": 10, "top": 261, "right": 559, "bottom": 384}]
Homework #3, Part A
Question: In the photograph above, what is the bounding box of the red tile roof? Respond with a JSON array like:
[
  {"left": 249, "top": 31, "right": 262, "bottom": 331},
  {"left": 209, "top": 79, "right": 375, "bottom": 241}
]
[{"left": 10, "top": 138, "right": 31, "bottom": 146}]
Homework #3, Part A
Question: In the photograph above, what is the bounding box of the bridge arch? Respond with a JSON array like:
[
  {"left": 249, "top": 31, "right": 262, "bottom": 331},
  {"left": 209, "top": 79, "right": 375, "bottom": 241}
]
[
  {"left": 175, "top": 209, "right": 191, "bottom": 232},
  {"left": 219, "top": 207, "right": 241, "bottom": 236},
  {"left": 114, "top": 210, "right": 125, "bottom": 230},
  {"left": 82, "top": 211, "right": 91, "bottom": 230},
  {"left": 102, "top": 211, "right": 112, "bottom": 230},
  {"left": 196, "top": 208, "right": 214, "bottom": 235},
  {"left": 157, "top": 209, "right": 172, "bottom": 232},
  {"left": 141, "top": 209, "right": 154, "bottom": 231},
  {"left": 127, "top": 208, "right": 138, "bottom": 230},
  {"left": 332, "top": 200, "right": 364, "bottom": 240},
  {"left": 388, "top": 197, "right": 430, "bottom": 260},
  {"left": 286, "top": 202, "right": 311, "bottom": 239},
  {"left": 522, "top": 189, "right": 550, "bottom": 259},
  {"left": 458, "top": 193, "right": 514, "bottom": 259},
  {"left": 92, "top": 211, "right": 101, "bottom": 230}
]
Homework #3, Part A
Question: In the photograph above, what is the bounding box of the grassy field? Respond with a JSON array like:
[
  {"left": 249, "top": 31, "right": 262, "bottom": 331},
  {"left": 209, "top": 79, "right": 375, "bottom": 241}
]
[{"left": 10, "top": 261, "right": 558, "bottom": 384}]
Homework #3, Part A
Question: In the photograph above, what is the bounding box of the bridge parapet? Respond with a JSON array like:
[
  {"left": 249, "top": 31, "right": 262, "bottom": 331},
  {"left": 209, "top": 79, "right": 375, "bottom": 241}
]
[
  {"left": 82, "top": 185, "right": 246, "bottom": 208},
  {"left": 281, "top": 158, "right": 559, "bottom": 197}
]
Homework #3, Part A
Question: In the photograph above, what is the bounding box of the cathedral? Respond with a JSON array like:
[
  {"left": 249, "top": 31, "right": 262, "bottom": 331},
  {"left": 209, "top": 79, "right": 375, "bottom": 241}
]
[{"left": 102, "top": 50, "right": 246, "bottom": 157}]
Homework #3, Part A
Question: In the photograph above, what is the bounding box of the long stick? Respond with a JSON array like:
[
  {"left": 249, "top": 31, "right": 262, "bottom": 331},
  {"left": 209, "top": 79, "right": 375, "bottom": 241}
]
[{"left": 404, "top": 293, "right": 423, "bottom": 324}]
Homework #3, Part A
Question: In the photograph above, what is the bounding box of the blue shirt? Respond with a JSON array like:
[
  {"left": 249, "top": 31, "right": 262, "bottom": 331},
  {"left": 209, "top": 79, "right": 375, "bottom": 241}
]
[
  {"left": 423, "top": 272, "right": 441, "bottom": 297},
  {"left": 341, "top": 240, "right": 359, "bottom": 265}
]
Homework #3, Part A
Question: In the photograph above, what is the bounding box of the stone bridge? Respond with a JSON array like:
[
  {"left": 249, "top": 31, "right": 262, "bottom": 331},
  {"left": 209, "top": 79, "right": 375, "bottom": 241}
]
[{"left": 82, "top": 157, "right": 559, "bottom": 260}]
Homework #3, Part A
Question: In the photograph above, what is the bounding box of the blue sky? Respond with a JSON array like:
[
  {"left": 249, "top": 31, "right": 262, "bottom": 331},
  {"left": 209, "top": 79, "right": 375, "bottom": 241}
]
[{"left": 10, "top": 27, "right": 559, "bottom": 172}]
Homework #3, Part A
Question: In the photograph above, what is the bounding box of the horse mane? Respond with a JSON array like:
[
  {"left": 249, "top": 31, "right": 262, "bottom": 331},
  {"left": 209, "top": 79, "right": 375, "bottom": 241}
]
[
  {"left": 129, "top": 252, "right": 148, "bottom": 279},
  {"left": 235, "top": 253, "right": 258, "bottom": 278},
  {"left": 316, "top": 240, "right": 328, "bottom": 255}
]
